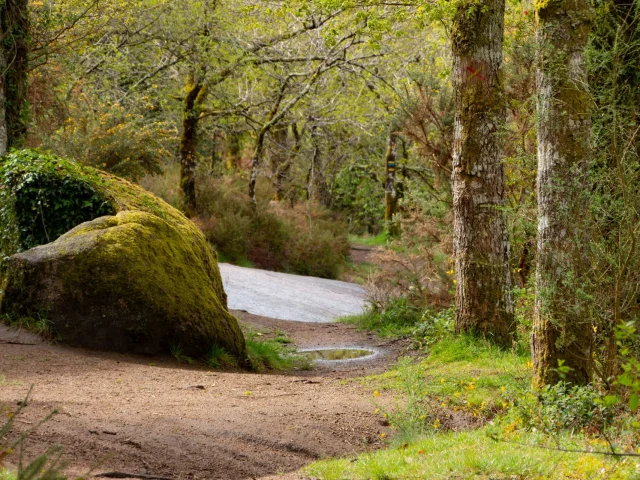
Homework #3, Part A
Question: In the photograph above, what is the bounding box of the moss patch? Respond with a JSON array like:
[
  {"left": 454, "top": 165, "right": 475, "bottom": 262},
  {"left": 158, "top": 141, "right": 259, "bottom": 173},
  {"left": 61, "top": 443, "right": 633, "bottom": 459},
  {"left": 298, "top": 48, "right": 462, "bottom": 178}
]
[{"left": 0, "top": 150, "right": 243, "bottom": 360}]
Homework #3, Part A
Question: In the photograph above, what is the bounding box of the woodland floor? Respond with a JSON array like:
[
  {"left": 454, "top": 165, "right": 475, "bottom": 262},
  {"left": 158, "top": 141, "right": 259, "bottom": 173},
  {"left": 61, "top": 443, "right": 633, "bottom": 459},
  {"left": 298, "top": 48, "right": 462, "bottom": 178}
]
[{"left": 0, "top": 248, "right": 407, "bottom": 480}]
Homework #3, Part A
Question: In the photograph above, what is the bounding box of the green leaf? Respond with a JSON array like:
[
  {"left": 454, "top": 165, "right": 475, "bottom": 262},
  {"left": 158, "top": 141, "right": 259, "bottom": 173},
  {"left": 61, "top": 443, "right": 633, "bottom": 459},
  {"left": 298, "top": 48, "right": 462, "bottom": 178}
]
[{"left": 629, "top": 393, "right": 639, "bottom": 412}]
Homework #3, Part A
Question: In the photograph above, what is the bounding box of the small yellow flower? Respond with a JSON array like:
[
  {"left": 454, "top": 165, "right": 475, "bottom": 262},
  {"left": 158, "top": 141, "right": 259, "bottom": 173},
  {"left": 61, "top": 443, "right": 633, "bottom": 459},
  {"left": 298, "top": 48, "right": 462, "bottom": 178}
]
[
  {"left": 373, "top": 390, "right": 380, "bottom": 397},
  {"left": 433, "top": 419, "right": 441, "bottom": 429},
  {"left": 380, "top": 433, "right": 387, "bottom": 439},
  {"left": 244, "top": 391, "right": 252, "bottom": 396},
  {"left": 441, "top": 403, "right": 446, "bottom": 408},
  {"left": 374, "top": 409, "right": 380, "bottom": 414}
]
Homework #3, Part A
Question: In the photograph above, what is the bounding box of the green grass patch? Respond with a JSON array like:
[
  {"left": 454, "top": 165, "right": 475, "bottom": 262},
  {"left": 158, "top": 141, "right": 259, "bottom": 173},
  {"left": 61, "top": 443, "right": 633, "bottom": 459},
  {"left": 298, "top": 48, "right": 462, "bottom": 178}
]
[
  {"left": 349, "top": 233, "right": 389, "bottom": 247},
  {"left": 306, "top": 428, "right": 639, "bottom": 479},
  {"left": 244, "top": 332, "right": 312, "bottom": 372},
  {"left": 339, "top": 298, "right": 424, "bottom": 338},
  {"left": 308, "top": 334, "right": 640, "bottom": 479},
  {"left": 383, "top": 336, "right": 529, "bottom": 403}
]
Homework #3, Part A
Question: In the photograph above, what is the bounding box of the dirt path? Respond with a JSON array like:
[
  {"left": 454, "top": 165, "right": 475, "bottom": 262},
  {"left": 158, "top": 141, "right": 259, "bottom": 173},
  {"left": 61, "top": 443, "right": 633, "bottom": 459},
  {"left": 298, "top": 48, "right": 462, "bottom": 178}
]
[
  {"left": 219, "top": 263, "right": 367, "bottom": 323},
  {"left": 0, "top": 310, "right": 405, "bottom": 480}
]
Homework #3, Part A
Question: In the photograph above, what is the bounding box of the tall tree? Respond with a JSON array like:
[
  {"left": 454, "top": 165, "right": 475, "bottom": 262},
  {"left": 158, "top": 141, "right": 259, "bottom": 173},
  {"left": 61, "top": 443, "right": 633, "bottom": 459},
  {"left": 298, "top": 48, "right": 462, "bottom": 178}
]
[
  {"left": 0, "top": 0, "right": 29, "bottom": 154},
  {"left": 384, "top": 129, "right": 400, "bottom": 236},
  {"left": 532, "top": 0, "right": 592, "bottom": 385},
  {"left": 450, "top": 0, "right": 515, "bottom": 346}
]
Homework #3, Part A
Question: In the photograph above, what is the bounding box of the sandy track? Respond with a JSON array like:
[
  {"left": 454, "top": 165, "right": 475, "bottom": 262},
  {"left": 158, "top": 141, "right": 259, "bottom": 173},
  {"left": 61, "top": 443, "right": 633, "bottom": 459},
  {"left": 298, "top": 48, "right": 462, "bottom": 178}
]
[
  {"left": 219, "top": 264, "right": 367, "bottom": 323},
  {"left": 0, "top": 312, "right": 403, "bottom": 480}
]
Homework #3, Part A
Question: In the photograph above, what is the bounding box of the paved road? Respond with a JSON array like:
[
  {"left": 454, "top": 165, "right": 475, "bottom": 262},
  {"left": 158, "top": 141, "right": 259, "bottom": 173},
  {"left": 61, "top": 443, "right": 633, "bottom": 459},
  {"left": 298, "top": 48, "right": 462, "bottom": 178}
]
[{"left": 219, "top": 263, "right": 367, "bottom": 323}]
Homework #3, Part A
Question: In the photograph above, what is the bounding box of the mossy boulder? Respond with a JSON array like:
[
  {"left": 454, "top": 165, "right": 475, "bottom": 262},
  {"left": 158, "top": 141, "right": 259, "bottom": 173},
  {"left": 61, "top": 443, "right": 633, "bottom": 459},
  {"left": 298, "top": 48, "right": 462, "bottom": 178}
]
[{"left": 0, "top": 150, "right": 245, "bottom": 360}]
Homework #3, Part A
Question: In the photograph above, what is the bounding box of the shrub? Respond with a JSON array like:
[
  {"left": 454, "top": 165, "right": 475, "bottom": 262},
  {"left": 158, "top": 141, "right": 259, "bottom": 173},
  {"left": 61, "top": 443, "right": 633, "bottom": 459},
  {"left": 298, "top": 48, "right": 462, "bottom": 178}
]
[
  {"left": 0, "top": 150, "right": 115, "bottom": 261},
  {"left": 191, "top": 176, "right": 349, "bottom": 278},
  {"left": 365, "top": 211, "right": 453, "bottom": 309},
  {"left": 516, "top": 382, "right": 614, "bottom": 435},
  {"left": 46, "top": 102, "right": 177, "bottom": 181},
  {"left": 341, "top": 297, "right": 424, "bottom": 337}
]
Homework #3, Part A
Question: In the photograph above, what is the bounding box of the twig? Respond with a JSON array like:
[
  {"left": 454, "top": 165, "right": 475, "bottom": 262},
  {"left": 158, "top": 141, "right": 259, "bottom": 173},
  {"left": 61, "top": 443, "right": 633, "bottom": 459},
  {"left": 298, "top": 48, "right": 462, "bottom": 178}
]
[{"left": 95, "top": 473, "right": 174, "bottom": 480}]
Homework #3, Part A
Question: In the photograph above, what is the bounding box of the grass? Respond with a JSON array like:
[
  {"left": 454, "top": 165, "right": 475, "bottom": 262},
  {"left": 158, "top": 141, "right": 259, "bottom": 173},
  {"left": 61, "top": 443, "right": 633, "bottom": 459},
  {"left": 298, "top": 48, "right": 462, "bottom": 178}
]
[
  {"left": 245, "top": 336, "right": 311, "bottom": 372},
  {"left": 305, "top": 331, "right": 640, "bottom": 479},
  {"left": 0, "top": 312, "right": 58, "bottom": 341},
  {"left": 349, "top": 232, "right": 389, "bottom": 247},
  {"left": 339, "top": 298, "right": 425, "bottom": 338},
  {"left": 306, "top": 428, "right": 640, "bottom": 479}
]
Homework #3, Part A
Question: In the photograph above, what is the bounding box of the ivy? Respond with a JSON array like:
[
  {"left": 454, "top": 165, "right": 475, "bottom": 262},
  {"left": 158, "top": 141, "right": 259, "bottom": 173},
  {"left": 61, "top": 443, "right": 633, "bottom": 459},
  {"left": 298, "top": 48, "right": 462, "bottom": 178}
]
[{"left": 0, "top": 150, "right": 115, "bottom": 262}]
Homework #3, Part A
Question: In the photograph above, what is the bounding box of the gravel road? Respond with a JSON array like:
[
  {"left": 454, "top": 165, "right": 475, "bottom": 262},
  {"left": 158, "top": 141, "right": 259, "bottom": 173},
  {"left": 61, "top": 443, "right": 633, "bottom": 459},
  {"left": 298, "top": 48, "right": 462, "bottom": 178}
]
[{"left": 219, "top": 263, "right": 368, "bottom": 323}]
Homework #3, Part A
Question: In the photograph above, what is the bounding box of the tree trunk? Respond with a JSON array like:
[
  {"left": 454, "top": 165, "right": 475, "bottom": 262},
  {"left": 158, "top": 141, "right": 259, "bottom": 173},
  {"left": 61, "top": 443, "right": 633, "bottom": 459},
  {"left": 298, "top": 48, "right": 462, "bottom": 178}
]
[
  {"left": 248, "top": 130, "right": 266, "bottom": 206},
  {"left": 179, "top": 74, "right": 207, "bottom": 218},
  {"left": 384, "top": 131, "right": 400, "bottom": 237},
  {"left": 451, "top": 0, "right": 515, "bottom": 346},
  {"left": 532, "top": 0, "right": 592, "bottom": 386},
  {"left": 0, "top": 0, "right": 29, "bottom": 154}
]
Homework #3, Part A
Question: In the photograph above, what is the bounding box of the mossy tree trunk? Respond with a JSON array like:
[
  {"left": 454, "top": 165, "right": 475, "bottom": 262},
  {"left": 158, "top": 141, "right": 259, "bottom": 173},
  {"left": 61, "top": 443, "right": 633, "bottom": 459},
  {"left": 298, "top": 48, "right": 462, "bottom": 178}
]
[
  {"left": 179, "top": 73, "right": 208, "bottom": 218},
  {"left": 532, "top": 0, "right": 592, "bottom": 386},
  {"left": 0, "top": 0, "right": 29, "bottom": 155},
  {"left": 451, "top": 0, "right": 515, "bottom": 347},
  {"left": 384, "top": 130, "right": 400, "bottom": 237}
]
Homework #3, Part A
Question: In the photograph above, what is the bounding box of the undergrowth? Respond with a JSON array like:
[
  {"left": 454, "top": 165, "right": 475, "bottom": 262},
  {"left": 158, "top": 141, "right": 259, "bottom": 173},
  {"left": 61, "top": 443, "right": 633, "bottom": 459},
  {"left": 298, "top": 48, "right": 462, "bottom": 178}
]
[
  {"left": 142, "top": 169, "right": 350, "bottom": 279},
  {"left": 203, "top": 331, "right": 311, "bottom": 372},
  {"left": 307, "top": 329, "right": 640, "bottom": 479},
  {"left": 339, "top": 298, "right": 446, "bottom": 338}
]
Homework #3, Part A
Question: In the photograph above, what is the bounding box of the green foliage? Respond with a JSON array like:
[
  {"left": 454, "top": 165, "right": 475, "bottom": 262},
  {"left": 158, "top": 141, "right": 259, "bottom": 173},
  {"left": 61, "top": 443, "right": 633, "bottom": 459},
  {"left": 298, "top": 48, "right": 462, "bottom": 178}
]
[
  {"left": 411, "top": 307, "right": 455, "bottom": 348},
  {"left": 206, "top": 345, "right": 237, "bottom": 369},
  {"left": 516, "top": 382, "right": 613, "bottom": 435},
  {"left": 340, "top": 297, "right": 423, "bottom": 338},
  {"left": 189, "top": 176, "right": 349, "bottom": 278},
  {"left": 0, "top": 311, "right": 57, "bottom": 341},
  {"left": 244, "top": 334, "right": 311, "bottom": 372},
  {"left": 46, "top": 99, "right": 176, "bottom": 183},
  {"left": 0, "top": 150, "right": 115, "bottom": 262},
  {"left": 306, "top": 427, "right": 638, "bottom": 480},
  {"left": 170, "top": 345, "right": 194, "bottom": 364},
  {"left": 332, "top": 162, "right": 385, "bottom": 234}
]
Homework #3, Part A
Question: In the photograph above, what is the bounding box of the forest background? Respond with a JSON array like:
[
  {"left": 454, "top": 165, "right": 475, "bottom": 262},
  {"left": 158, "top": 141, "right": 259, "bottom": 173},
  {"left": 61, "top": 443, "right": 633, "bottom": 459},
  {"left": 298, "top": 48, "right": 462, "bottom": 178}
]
[{"left": 1, "top": 0, "right": 640, "bottom": 477}]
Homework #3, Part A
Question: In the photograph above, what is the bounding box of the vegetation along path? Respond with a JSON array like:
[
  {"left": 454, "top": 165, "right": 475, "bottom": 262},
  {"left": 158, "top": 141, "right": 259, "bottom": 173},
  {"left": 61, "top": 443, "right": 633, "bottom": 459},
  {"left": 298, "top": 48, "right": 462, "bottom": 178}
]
[{"left": 0, "top": 267, "right": 403, "bottom": 480}]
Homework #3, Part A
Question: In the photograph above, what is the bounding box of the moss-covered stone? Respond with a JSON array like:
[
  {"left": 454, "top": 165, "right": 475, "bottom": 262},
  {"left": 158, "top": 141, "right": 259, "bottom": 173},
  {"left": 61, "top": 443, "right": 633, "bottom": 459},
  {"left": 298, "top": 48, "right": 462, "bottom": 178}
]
[{"left": 0, "top": 150, "right": 245, "bottom": 360}]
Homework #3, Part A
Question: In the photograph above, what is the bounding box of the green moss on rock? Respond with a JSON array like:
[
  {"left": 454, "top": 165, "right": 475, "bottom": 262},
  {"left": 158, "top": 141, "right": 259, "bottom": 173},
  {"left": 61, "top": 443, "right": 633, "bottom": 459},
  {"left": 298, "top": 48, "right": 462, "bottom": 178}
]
[{"left": 0, "top": 150, "right": 244, "bottom": 360}]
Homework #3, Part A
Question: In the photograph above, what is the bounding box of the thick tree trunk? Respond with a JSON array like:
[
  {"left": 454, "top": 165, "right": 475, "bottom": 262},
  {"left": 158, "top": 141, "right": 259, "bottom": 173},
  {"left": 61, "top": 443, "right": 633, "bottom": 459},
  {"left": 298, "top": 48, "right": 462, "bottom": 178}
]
[
  {"left": 532, "top": 0, "right": 592, "bottom": 386},
  {"left": 179, "top": 75, "right": 207, "bottom": 217},
  {"left": 0, "top": 0, "right": 29, "bottom": 154},
  {"left": 384, "top": 131, "right": 400, "bottom": 237},
  {"left": 451, "top": 0, "right": 515, "bottom": 346}
]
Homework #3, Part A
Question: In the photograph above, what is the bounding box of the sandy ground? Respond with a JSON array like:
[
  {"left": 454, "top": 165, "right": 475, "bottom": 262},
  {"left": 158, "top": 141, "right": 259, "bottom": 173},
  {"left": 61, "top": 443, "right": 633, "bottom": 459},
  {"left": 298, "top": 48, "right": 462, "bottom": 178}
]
[
  {"left": 0, "top": 310, "right": 406, "bottom": 480},
  {"left": 219, "top": 264, "right": 367, "bottom": 323}
]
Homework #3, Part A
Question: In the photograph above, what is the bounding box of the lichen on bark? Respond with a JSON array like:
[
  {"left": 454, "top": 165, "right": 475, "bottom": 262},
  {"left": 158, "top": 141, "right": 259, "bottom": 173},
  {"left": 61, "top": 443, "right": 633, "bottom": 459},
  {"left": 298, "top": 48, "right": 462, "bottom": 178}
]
[
  {"left": 451, "top": 0, "right": 515, "bottom": 346},
  {"left": 532, "top": 0, "right": 593, "bottom": 386}
]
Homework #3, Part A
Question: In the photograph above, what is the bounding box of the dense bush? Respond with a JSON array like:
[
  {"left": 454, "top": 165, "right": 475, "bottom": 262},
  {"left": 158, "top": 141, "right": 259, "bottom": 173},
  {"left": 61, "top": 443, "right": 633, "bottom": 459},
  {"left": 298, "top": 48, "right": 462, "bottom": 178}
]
[
  {"left": 516, "top": 382, "right": 614, "bottom": 435},
  {"left": 46, "top": 102, "right": 176, "bottom": 182},
  {"left": 0, "top": 150, "right": 115, "bottom": 261},
  {"left": 192, "top": 176, "right": 350, "bottom": 279}
]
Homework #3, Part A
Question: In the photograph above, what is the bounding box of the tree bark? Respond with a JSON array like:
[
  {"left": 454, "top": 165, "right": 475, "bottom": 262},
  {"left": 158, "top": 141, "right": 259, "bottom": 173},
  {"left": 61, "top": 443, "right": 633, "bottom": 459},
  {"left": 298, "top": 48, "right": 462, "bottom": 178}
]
[
  {"left": 179, "top": 74, "right": 207, "bottom": 217},
  {"left": 451, "top": 0, "right": 515, "bottom": 346},
  {"left": 0, "top": 0, "right": 29, "bottom": 154},
  {"left": 532, "top": 0, "right": 592, "bottom": 386},
  {"left": 384, "top": 130, "right": 400, "bottom": 237}
]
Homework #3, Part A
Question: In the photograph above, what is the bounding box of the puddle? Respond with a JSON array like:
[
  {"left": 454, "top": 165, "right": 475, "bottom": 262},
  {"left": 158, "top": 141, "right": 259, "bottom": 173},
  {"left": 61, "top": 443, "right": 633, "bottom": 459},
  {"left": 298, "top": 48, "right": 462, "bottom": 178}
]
[{"left": 300, "top": 348, "right": 375, "bottom": 361}]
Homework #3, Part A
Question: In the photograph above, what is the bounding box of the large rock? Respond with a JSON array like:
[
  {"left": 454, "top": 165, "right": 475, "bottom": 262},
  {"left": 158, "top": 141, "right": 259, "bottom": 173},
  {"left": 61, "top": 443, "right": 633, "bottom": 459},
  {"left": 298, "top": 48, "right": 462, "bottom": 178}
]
[{"left": 0, "top": 151, "right": 245, "bottom": 360}]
